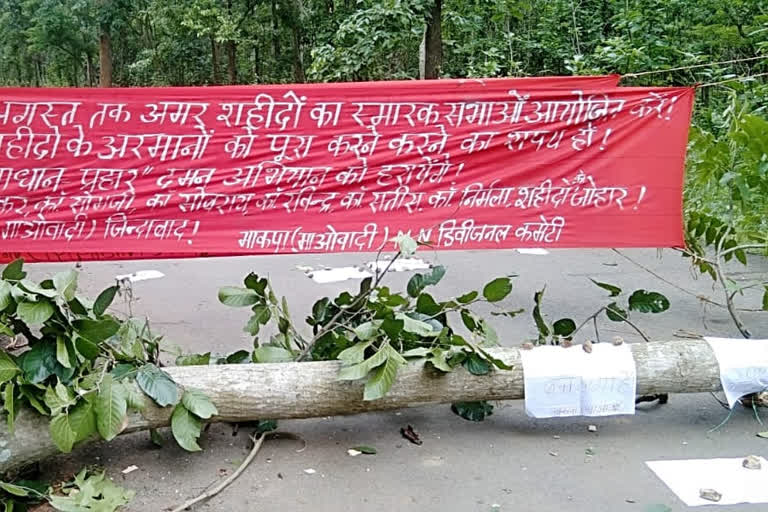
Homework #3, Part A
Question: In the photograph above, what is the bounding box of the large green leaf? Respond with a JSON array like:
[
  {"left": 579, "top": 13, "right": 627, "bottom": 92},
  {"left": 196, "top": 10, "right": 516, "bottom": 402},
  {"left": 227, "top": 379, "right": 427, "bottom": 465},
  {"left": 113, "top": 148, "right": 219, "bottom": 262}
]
[
  {"left": 0, "top": 351, "right": 20, "bottom": 384},
  {"left": 363, "top": 348, "right": 403, "bottom": 400},
  {"left": 337, "top": 341, "right": 372, "bottom": 365},
  {"left": 482, "top": 277, "right": 513, "bottom": 302},
  {"left": 589, "top": 278, "right": 622, "bottom": 297},
  {"left": 171, "top": 404, "right": 202, "bottom": 452},
  {"left": 181, "top": 389, "right": 218, "bottom": 419},
  {"left": 353, "top": 321, "right": 382, "bottom": 341},
  {"left": 0, "top": 281, "right": 12, "bottom": 312},
  {"left": 93, "top": 285, "right": 119, "bottom": 316},
  {"left": 50, "top": 413, "right": 77, "bottom": 453},
  {"left": 53, "top": 270, "right": 78, "bottom": 302},
  {"left": 338, "top": 343, "right": 391, "bottom": 381},
  {"left": 463, "top": 353, "right": 491, "bottom": 376},
  {"left": 20, "top": 342, "right": 73, "bottom": 384},
  {"left": 136, "top": 364, "right": 179, "bottom": 407},
  {"left": 74, "top": 336, "right": 100, "bottom": 361},
  {"left": 553, "top": 318, "right": 576, "bottom": 337},
  {"left": 95, "top": 375, "right": 128, "bottom": 441},
  {"left": 628, "top": 290, "right": 670, "bottom": 313},
  {"left": 218, "top": 287, "right": 260, "bottom": 307},
  {"left": 69, "top": 399, "right": 98, "bottom": 443},
  {"left": 415, "top": 293, "right": 442, "bottom": 316},
  {"left": 406, "top": 274, "right": 425, "bottom": 298},
  {"left": 16, "top": 300, "right": 54, "bottom": 325},
  {"left": 123, "top": 380, "right": 147, "bottom": 411},
  {"left": 72, "top": 318, "right": 120, "bottom": 343},
  {"left": 397, "top": 313, "right": 440, "bottom": 337},
  {"left": 1, "top": 259, "right": 26, "bottom": 281},
  {"left": 19, "top": 280, "right": 57, "bottom": 298},
  {"left": 406, "top": 266, "right": 445, "bottom": 298},
  {"left": 252, "top": 346, "right": 295, "bottom": 363}
]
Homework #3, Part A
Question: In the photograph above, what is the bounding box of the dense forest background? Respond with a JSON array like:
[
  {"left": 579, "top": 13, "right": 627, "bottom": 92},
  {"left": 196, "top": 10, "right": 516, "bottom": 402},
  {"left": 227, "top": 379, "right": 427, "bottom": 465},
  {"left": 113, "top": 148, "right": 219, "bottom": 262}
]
[
  {"left": 0, "top": 0, "right": 764, "bottom": 89},
  {"left": 0, "top": 0, "right": 766, "bottom": 248}
]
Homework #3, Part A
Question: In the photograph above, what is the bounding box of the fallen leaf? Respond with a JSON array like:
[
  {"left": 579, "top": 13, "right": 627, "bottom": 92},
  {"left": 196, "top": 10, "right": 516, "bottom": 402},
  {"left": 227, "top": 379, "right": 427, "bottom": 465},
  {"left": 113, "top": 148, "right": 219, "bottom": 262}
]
[
  {"left": 121, "top": 465, "right": 138, "bottom": 475},
  {"left": 400, "top": 425, "right": 422, "bottom": 445},
  {"left": 585, "top": 447, "right": 596, "bottom": 456},
  {"left": 548, "top": 451, "right": 558, "bottom": 457},
  {"left": 757, "top": 432, "right": 768, "bottom": 439},
  {"left": 303, "top": 468, "right": 316, "bottom": 475},
  {"left": 352, "top": 445, "right": 377, "bottom": 455},
  {"left": 347, "top": 449, "right": 362, "bottom": 457}
]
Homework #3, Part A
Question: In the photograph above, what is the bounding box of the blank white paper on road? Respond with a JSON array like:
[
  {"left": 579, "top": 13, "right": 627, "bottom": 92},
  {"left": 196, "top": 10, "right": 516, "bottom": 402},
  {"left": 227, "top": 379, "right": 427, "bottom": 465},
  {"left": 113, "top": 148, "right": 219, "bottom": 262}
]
[
  {"left": 646, "top": 457, "right": 768, "bottom": 506},
  {"left": 520, "top": 343, "right": 636, "bottom": 418},
  {"left": 705, "top": 337, "right": 768, "bottom": 408}
]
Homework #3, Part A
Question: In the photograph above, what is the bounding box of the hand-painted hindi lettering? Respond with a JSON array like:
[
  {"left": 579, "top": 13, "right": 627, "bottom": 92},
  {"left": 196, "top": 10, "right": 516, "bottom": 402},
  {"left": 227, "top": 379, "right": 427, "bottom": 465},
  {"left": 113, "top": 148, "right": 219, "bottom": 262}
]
[
  {"left": 705, "top": 337, "right": 768, "bottom": 408},
  {"left": 0, "top": 77, "right": 694, "bottom": 262},
  {"left": 519, "top": 344, "right": 637, "bottom": 418}
]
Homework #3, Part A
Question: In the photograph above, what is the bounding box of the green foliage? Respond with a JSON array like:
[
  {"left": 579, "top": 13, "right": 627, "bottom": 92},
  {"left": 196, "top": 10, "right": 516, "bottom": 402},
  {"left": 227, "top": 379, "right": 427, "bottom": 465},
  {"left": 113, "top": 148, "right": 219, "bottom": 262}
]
[
  {"left": 136, "top": 364, "right": 179, "bottom": 407},
  {"left": 2, "top": 469, "right": 134, "bottom": 511},
  {"left": 529, "top": 279, "right": 671, "bottom": 344},
  {"left": 451, "top": 400, "right": 494, "bottom": 422},
  {"left": 48, "top": 469, "right": 135, "bottom": 511},
  {"left": 219, "top": 238, "right": 519, "bottom": 405},
  {"left": 0, "top": 260, "right": 215, "bottom": 461}
]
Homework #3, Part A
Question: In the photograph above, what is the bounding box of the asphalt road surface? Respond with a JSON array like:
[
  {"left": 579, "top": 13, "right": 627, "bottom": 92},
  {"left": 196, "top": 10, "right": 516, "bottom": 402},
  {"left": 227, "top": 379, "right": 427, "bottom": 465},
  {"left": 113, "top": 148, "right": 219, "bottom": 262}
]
[{"left": 26, "top": 248, "right": 768, "bottom": 512}]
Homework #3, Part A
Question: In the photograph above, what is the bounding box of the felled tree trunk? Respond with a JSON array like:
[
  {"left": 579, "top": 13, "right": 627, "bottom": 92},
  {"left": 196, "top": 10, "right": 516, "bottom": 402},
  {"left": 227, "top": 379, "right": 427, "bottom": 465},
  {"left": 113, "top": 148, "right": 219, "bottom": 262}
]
[{"left": 0, "top": 340, "right": 722, "bottom": 475}]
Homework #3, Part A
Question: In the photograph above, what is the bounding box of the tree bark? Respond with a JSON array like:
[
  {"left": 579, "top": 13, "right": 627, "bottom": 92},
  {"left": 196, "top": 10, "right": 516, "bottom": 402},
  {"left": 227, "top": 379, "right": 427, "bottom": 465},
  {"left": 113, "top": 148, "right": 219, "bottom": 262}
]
[
  {"left": 290, "top": 25, "right": 305, "bottom": 83},
  {"left": 271, "top": 0, "right": 280, "bottom": 62},
  {"left": 0, "top": 340, "right": 725, "bottom": 475},
  {"left": 226, "top": 41, "right": 238, "bottom": 84},
  {"left": 211, "top": 36, "right": 220, "bottom": 84},
  {"left": 99, "top": 9, "right": 113, "bottom": 88},
  {"left": 423, "top": 0, "right": 442, "bottom": 79}
]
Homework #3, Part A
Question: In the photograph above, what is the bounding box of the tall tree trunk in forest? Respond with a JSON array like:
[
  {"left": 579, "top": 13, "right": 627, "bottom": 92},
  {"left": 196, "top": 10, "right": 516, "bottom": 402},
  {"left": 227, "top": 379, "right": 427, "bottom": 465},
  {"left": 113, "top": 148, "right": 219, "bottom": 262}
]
[
  {"left": 211, "top": 36, "right": 220, "bottom": 84},
  {"left": 227, "top": 41, "right": 237, "bottom": 83},
  {"left": 34, "top": 58, "right": 42, "bottom": 86},
  {"left": 271, "top": 0, "right": 280, "bottom": 62},
  {"left": 253, "top": 44, "right": 260, "bottom": 79},
  {"left": 98, "top": 0, "right": 113, "bottom": 87},
  {"left": 226, "top": 0, "right": 237, "bottom": 84},
  {"left": 424, "top": 0, "right": 442, "bottom": 79},
  {"left": 291, "top": 23, "right": 305, "bottom": 83},
  {"left": 85, "top": 52, "right": 94, "bottom": 86}
]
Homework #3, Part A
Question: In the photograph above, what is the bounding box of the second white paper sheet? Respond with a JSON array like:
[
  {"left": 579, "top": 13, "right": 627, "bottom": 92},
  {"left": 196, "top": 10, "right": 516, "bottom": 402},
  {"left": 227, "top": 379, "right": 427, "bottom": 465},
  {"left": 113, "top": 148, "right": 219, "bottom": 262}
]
[{"left": 520, "top": 343, "right": 636, "bottom": 418}]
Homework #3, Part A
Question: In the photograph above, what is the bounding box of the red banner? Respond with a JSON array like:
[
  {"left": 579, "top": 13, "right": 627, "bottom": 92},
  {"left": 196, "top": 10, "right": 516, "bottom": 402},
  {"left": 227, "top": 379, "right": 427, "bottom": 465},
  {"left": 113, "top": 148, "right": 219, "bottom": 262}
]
[{"left": 0, "top": 76, "right": 694, "bottom": 262}]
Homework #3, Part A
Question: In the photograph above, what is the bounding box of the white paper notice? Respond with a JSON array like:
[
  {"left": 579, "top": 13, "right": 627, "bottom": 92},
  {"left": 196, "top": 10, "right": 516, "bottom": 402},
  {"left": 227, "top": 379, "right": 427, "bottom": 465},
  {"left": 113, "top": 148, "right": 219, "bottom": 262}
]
[
  {"left": 520, "top": 344, "right": 636, "bottom": 418},
  {"left": 646, "top": 457, "right": 768, "bottom": 506},
  {"left": 705, "top": 337, "right": 768, "bottom": 408}
]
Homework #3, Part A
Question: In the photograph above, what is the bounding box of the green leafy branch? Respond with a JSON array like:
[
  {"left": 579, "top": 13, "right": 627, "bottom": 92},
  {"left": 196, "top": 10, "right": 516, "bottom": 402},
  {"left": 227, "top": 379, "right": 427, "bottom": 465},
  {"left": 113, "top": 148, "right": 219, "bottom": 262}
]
[
  {"left": 217, "top": 236, "right": 519, "bottom": 406},
  {"left": 528, "top": 280, "right": 671, "bottom": 345}
]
